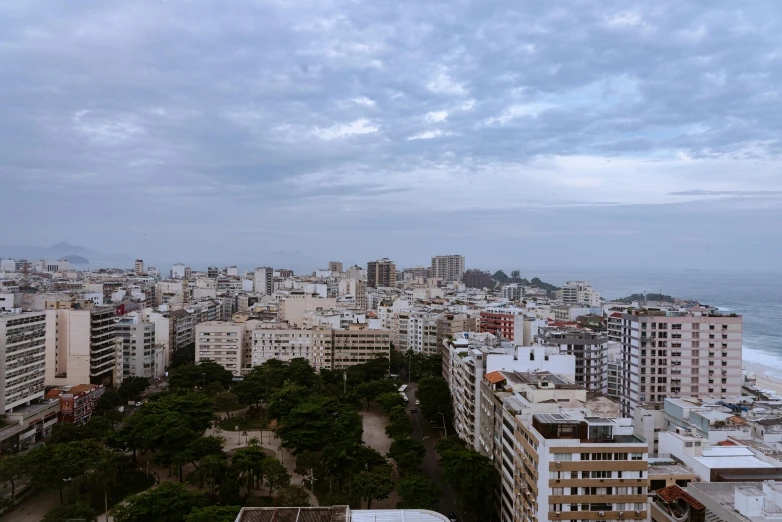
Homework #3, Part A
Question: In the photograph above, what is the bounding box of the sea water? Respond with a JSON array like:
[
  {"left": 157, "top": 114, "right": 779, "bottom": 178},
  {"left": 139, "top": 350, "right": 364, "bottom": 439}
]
[{"left": 523, "top": 268, "right": 782, "bottom": 377}]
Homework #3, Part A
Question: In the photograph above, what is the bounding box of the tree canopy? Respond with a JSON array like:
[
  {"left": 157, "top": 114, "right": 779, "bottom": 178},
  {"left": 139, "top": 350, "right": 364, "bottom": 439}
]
[{"left": 416, "top": 376, "right": 451, "bottom": 420}]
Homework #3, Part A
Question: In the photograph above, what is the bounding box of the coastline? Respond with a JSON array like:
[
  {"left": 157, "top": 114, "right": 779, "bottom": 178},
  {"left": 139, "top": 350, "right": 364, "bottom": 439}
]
[{"left": 742, "top": 360, "right": 782, "bottom": 397}]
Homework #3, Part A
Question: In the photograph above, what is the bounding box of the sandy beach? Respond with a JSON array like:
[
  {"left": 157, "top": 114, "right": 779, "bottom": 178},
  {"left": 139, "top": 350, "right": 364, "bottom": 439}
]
[{"left": 743, "top": 360, "right": 782, "bottom": 397}]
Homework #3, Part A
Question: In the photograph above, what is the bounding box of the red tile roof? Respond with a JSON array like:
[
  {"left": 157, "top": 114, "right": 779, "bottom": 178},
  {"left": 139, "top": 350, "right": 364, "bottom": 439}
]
[
  {"left": 656, "top": 485, "right": 705, "bottom": 510},
  {"left": 610, "top": 312, "right": 622, "bottom": 318},
  {"left": 485, "top": 371, "right": 506, "bottom": 384}
]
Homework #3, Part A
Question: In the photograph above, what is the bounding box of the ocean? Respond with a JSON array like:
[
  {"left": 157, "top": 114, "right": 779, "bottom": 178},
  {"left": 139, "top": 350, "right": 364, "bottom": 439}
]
[{"left": 524, "top": 269, "right": 782, "bottom": 377}]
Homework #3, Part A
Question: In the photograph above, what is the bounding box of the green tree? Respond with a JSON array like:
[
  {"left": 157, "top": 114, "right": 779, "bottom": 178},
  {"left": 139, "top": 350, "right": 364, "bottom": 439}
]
[
  {"left": 88, "top": 451, "right": 128, "bottom": 519},
  {"left": 416, "top": 376, "right": 451, "bottom": 420},
  {"left": 276, "top": 485, "right": 312, "bottom": 507},
  {"left": 266, "top": 383, "right": 311, "bottom": 421},
  {"left": 436, "top": 436, "right": 496, "bottom": 520},
  {"left": 510, "top": 270, "right": 521, "bottom": 282},
  {"left": 396, "top": 475, "right": 442, "bottom": 509},
  {"left": 42, "top": 501, "right": 98, "bottom": 522},
  {"left": 187, "top": 453, "right": 228, "bottom": 495},
  {"left": 491, "top": 270, "right": 509, "bottom": 283},
  {"left": 0, "top": 454, "right": 24, "bottom": 504},
  {"left": 118, "top": 376, "right": 150, "bottom": 402},
  {"left": 168, "top": 361, "right": 233, "bottom": 390},
  {"left": 353, "top": 470, "right": 394, "bottom": 509},
  {"left": 232, "top": 446, "right": 268, "bottom": 495},
  {"left": 354, "top": 380, "right": 399, "bottom": 410},
  {"left": 376, "top": 392, "right": 405, "bottom": 413},
  {"left": 264, "top": 457, "right": 291, "bottom": 496},
  {"left": 185, "top": 505, "right": 242, "bottom": 522},
  {"left": 25, "top": 440, "right": 106, "bottom": 504},
  {"left": 294, "top": 450, "right": 321, "bottom": 477},
  {"left": 385, "top": 406, "right": 413, "bottom": 440},
  {"left": 214, "top": 391, "right": 242, "bottom": 417},
  {"left": 387, "top": 438, "right": 425, "bottom": 473},
  {"left": 188, "top": 436, "right": 225, "bottom": 462},
  {"left": 112, "top": 482, "right": 206, "bottom": 522},
  {"left": 95, "top": 388, "right": 124, "bottom": 413}
]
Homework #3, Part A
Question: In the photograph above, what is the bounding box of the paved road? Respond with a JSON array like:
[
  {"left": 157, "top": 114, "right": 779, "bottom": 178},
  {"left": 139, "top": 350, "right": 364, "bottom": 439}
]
[{"left": 404, "top": 383, "right": 463, "bottom": 522}]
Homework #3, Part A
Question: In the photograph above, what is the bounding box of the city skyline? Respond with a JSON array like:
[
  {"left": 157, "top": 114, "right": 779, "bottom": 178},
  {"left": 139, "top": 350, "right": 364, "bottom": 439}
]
[{"left": 2, "top": 1, "right": 782, "bottom": 270}]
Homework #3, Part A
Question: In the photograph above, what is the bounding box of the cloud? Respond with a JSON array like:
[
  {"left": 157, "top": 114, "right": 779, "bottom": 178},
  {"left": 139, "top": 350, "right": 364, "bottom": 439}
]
[{"left": 2, "top": 0, "right": 782, "bottom": 270}]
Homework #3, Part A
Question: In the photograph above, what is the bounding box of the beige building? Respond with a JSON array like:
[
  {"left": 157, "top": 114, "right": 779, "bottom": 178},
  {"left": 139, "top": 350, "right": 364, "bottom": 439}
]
[
  {"left": 431, "top": 255, "right": 465, "bottom": 282},
  {"left": 328, "top": 261, "right": 343, "bottom": 273},
  {"left": 0, "top": 312, "right": 47, "bottom": 413},
  {"left": 332, "top": 323, "right": 391, "bottom": 369},
  {"left": 619, "top": 308, "right": 743, "bottom": 417},
  {"left": 280, "top": 291, "right": 337, "bottom": 328},
  {"left": 195, "top": 321, "right": 246, "bottom": 376},
  {"left": 366, "top": 258, "right": 396, "bottom": 288},
  {"left": 45, "top": 307, "right": 120, "bottom": 387},
  {"left": 134, "top": 259, "right": 144, "bottom": 275},
  {"left": 246, "top": 322, "right": 333, "bottom": 372}
]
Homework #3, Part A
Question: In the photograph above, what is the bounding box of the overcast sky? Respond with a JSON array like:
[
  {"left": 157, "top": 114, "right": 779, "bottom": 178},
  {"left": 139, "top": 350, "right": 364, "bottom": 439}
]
[{"left": 2, "top": 0, "right": 782, "bottom": 271}]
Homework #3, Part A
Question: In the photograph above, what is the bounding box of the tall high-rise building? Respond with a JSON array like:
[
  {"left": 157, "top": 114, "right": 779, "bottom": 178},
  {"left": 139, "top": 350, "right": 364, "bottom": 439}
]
[
  {"left": 253, "top": 267, "right": 274, "bottom": 295},
  {"left": 463, "top": 269, "right": 492, "bottom": 289},
  {"left": 0, "top": 312, "right": 47, "bottom": 413},
  {"left": 171, "top": 263, "right": 186, "bottom": 279},
  {"left": 561, "top": 280, "right": 601, "bottom": 306},
  {"left": 207, "top": 266, "right": 219, "bottom": 279},
  {"left": 134, "top": 259, "right": 144, "bottom": 275},
  {"left": 618, "top": 308, "right": 743, "bottom": 417},
  {"left": 116, "top": 320, "right": 167, "bottom": 379},
  {"left": 536, "top": 326, "right": 609, "bottom": 392},
  {"left": 431, "top": 255, "right": 465, "bottom": 282},
  {"left": 366, "top": 258, "right": 396, "bottom": 288},
  {"left": 328, "top": 261, "right": 343, "bottom": 273}
]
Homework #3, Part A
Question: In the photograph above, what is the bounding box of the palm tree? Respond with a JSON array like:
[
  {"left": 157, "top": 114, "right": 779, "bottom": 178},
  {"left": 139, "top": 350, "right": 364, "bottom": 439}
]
[{"left": 90, "top": 452, "right": 126, "bottom": 522}]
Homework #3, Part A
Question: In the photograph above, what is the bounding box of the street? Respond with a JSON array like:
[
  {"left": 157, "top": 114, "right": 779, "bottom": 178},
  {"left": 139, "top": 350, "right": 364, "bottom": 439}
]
[{"left": 403, "top": 383, "right": 463, "bottom": 521}]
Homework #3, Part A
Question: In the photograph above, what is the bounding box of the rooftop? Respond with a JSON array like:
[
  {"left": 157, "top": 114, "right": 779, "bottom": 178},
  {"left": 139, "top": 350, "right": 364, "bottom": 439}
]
[{"left": 234, "top": 508, "right": 449, "bottom": 522}]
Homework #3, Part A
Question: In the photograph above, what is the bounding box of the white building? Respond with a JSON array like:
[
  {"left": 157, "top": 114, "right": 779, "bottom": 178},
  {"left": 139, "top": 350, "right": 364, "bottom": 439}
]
[
  {"left": 115, "top": 320, "right": 167, "bottom": 379},
  {"left": 195, "top": 321, "right": 246, "bottom": 376},
  {"left": 171, "top": 263, "right": 186, "bottom": 279},
  {"left": 0, "top": 312, "right": 47, "bottom": 413},
  {"left": 280, "top": 291, "right": 337, "bottom": 328},
  {"left": 561, "top": 280, "right": 601, "bottom": 307},
  {"left": 618, "top": 308, "right": 743, "bottom": 417},
  {"left": 253, "top": 267, "right": 274, "bottom": 295},
  {"left": 430, "top": 255, "right": 465, "bottom": 282}
]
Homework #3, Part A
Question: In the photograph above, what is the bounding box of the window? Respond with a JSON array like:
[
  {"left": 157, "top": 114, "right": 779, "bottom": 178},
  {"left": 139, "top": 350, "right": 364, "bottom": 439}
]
[
  {"left": 631, "top": 453, "right": 643, "bottom": 460},
  {"left": 553, "top": 453, "right": 572, "bottom": 461}
]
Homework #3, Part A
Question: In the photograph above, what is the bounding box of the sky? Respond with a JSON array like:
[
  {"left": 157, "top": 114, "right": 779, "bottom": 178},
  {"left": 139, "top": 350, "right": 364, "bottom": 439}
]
[{"left": 1, "top": 0, "right": 782, "bottom": 272}]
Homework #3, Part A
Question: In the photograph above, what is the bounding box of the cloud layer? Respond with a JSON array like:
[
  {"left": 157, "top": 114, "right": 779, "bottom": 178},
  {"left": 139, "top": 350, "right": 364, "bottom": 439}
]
[{"left": 1, "top": 0, "right": 782, "bottom": 270}]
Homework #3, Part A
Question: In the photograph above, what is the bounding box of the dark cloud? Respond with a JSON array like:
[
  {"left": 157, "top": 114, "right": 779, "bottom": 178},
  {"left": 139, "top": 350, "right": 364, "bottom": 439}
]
[{"left": 1, "top": 0, "right": 782, "bottom": 269}]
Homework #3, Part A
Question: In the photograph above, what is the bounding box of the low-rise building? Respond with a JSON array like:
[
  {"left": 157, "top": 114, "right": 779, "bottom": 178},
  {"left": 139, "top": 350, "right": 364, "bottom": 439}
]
[{"left": 47, "top": 384, "right": 105, "bottom": 425}]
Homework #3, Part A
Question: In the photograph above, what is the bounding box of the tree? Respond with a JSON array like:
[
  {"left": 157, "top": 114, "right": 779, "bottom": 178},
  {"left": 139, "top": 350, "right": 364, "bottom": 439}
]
[
  {"left": 354, "top": 380, "right": 399, "bottom": 410},
  {"left": 388, "top": 438, "right": 425, "bottom": 473},
  {"left": 385, "top": 406, "right": 413, "bottom": 440},
  {"left": 185, "top": 506, "right": 242, "bottom": 522},
  {"left": 232, "top": 446, "right": 268, "bottom": 495},
  {"left": 510, "top": 270, "right": 521, "bottom": 282},
  {"left": 88, "top": 451, "right": 128, "bottom": 519},
  {"left": 42, "top": 502, "right": 98, "bottom": 522},
  {"left": 118, "top": 376, "right": 150, "bottom": 402},
  {"left": 168, "top": 361, "right": 233, "bottom": 390},
  {"left": 376, "top": 392, "right": 405, "bottom": 413},
  {"left": 396, "top": 475, "right": 442, "bottom": 509},
  {"left": 214, "top": 391, "right": 241, "bottom": 417},
  {"left": 276, "top": 485, "right": 312, "bottom": 507},
  {"left": 436, "top": 436, "right": 496, "bottom": 520},
  {"left": 0, "top": 454, "right": 24, "bottom": 504},
  {"left": 416, "top": 377, "right": 451, "bottom": 420},
  {"left": 95, "top": 388, "right": 124, "bottom": 413},
  {"left": 187, "top": 453, "right": 228, "bottom": 495},
  {"left": 112, "top": 482, "right": 206, "bottom": 522},
  {"left": 171, "top": 342, "right": 196, "bottom": 368},
  {"left": 491, "top": 270, "right": 509, "bottom": 283},
  {"left": 353, "top": 470, "right": 394, "bottom": 509},
  {"left": 294, "top": 450, "right": 321, "bottom": 477},
  {"left": 25, "top": 440, "right": 107, "bottom": 504},
  {"left": 264, "top": 457, "right": 291, "bottom": 496},
  {"left": 188, "top": 436, "right": 226, "bottom": 462}
]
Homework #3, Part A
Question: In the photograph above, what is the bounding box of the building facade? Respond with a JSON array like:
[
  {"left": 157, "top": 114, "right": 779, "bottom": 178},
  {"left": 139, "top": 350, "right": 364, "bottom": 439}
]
[
  {"left": 463, "top": 269, "right": 492, "bottom": 289},
  {"left": 536, "top": 326, "right": 608, "bottom": 393},
  {"left": 367, "top": 259, "right": 397, "bottom": 288},
  {"left": 0, "top": 312, "right": 47, "bottom": 413},
  {"left": 431, "top": 255, "right": 465, "bottom": 282},
  {"left": 253, "top": 267, "right": 274, "bottom": 295},
  {"left": 195, "top": 321, "right": 245, "bottom": 376}
]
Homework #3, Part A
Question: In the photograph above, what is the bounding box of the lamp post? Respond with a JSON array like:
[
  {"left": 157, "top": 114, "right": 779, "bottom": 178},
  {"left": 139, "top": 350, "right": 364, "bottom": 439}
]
[{"left": 438, "top": 412, "right": 448, "bottom": 438}]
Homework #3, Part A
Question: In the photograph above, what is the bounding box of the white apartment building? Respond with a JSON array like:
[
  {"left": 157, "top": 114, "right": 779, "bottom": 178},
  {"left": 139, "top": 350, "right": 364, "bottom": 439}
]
[
  {"left": 390, "top": 309, "right": 441, "bottom": 355},
  {"left": 246, "top": 322, "right": 333, "bottom": 372},
  {"left": 345, "top": 265, "right": 365, "bottom": 281},
  {"left": 618, "top": 308, "right": 743, "bottom": 417},
  {"left": 431, "top": 255, "right": 465, "bottom": 282},
  {"left": 45, "top": 307, "right": 121, "bottom": 387},
  {"left": 155, "top": 280, "right": 189, "bottom": 307},
  {"left": 195, "top": 321, "right": 246, "bottom": 376},
  {"left": 115, "top": 320, "right": 167, "bottom": 379},
  {"left": 280, "top": 291, "right": 337, "bottom": 328},
  {"left": 536, "top": 326, "right": 608, "bottom": 393},
  {"left": 513, "top": 412, "right": 648, "bottom": 522},
  {"left": 501, "top": 284, "right": 523, "bottom": 301},
  {"left": 171, "top": 263, "right": 186, "bottom": 279},
  {"left": 254, "top": 267, "right": 274, "bottom": 295},
  {"left": 561, "top": 280, "right": 601, "bottom": 307},
  {"left": 446, "top": 336, "right": 576, "bottom": 450},
  {"left": 331, "top": 323, "right": 391, "bottom": 369},
  {"left": 0, "top": 312, "right": 47, "bottom": 413}
]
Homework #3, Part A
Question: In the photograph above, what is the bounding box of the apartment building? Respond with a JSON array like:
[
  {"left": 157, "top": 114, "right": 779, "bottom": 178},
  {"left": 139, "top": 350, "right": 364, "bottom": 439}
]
[
  {"left": 115, "top": 320, "right": 167, "bottom": 379},
  {"left": 536, "top": 326, "right": 608, "bottom": 393},
  {"left": 328, "top": 261, "right": 343, "bottom": 273},
  {"left": 0, "top": 312, "right": 47, "bottom": 413},
  {"left": 47, "top": 383, "right": 105, "bottom": 425},
  {"left": 134, "top": 259, "right": 144, "bottom": 274},
  {"left": 480, "top": 306, "right": 537, "bottom": 344},
  {"left": 332, "top": 323, "right": 391, "bottom": 369},
  {"left": 437, "top": 313, "right": 478, "bottom": 347},
  {"left": 171, "top": 263, "right": 186, "bottom": 279},
  {"left": 169, "top": 309, "right": 196, "bottom": 353},
  {"left": 501, "top": 284, "right": 523, "bottom": 301},
  {"left": 561, "top": 280, "right": 601, "bottom": 307},
  {"left": 463, "top": 269, "right": 492, "bottom": 289},
  {"left": 45, "top": 307, "right": 121, "bottom": 387},
  {"left": 155, "top": 280, "right": 189, "bottom": 307},
  {"left": 390, "top": 309, "right": 441, "bottom": 355},
  {"left": 195, "top": 321, "right": 245, "bottom": 376},
  {"left": 617, "top": 308, "right": 743, "bottom": 417},
  {"left": 512, "top": 412, "right": 648, "bottom": 522},
  {"left": 246, "top": 322, "right": 333, "bottom": 372},
  {"left": 253, "top": 267, "right": 274, "bottom": 295},
  {"left": 366, "top": 258, "right": 397, "bottom": 288},
  {"left": 431, "top": 255, "right": 465, "bottom": 282},
  {"left": 280, "top": 291, "right": 337, "bottom": 328}
]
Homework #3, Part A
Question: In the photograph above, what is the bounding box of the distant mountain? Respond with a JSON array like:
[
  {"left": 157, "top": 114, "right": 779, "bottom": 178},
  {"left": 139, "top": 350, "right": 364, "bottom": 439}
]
[
  {"left": 60, "top": 254, "right": 90, "bottom": 265},
  {"left": 0, "top": 242, "right": 133, "bottom": 267}
]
